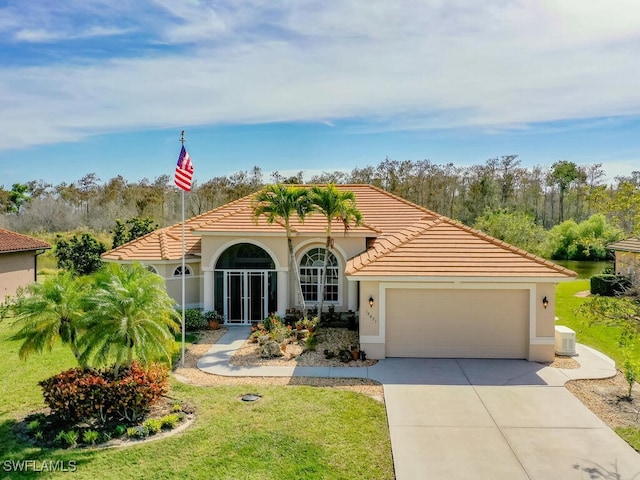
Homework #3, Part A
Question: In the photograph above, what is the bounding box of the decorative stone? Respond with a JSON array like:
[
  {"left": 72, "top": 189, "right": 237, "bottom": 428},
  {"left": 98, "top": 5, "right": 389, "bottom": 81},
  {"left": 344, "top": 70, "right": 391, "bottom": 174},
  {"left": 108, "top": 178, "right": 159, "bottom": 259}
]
[{"left": 259, "top": 340, "right": 284, "bottom": 358}]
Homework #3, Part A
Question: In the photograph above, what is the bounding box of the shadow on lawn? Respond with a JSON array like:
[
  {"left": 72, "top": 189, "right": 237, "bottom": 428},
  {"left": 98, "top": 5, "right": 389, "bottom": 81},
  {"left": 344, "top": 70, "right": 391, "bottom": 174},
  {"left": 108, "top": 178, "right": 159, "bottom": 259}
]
[{"left": 0, "top": 418, "right": 94, "bottom": 479}]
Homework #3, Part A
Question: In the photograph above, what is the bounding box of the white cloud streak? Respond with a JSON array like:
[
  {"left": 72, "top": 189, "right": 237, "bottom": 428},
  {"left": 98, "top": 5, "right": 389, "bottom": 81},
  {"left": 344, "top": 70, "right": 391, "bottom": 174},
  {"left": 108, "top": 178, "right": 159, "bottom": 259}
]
[{"left": 1, "top": 0, "right": 639, "bottom": 150}]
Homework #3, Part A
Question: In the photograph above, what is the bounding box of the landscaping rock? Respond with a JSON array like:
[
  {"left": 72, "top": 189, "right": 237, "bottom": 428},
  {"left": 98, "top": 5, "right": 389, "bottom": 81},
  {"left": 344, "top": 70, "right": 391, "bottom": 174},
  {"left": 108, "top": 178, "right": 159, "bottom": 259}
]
[{"left": 259, "top": 340, "right": 284, "bottom": 358}]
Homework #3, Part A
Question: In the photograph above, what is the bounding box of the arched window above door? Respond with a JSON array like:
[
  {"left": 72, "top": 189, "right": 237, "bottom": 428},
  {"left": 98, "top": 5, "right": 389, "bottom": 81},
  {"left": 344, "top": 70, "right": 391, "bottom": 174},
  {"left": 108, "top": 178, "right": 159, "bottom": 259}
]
[{"left": 215, "top": 243, "right": 275, "bottom": 270}]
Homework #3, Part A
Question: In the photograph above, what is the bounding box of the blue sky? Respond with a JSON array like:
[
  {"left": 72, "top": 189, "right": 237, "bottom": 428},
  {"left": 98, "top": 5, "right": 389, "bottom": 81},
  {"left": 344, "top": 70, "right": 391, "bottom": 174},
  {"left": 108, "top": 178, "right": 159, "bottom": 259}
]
[{"left": 1, "top": 0, "right": 639, "bottom": 187}]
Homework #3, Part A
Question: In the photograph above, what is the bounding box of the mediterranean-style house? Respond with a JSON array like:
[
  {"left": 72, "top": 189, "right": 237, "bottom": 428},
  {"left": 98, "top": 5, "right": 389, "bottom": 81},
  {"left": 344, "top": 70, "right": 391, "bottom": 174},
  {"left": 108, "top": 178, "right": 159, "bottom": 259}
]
[
  {"left": 102, "top": 184, "right": 576, "bottom": 362},
  {"left": 607, "top": 237, "right": 640, "bottom": 282},
  {"left": 0, "top": 228, "right": 51, "bottom": 301}
]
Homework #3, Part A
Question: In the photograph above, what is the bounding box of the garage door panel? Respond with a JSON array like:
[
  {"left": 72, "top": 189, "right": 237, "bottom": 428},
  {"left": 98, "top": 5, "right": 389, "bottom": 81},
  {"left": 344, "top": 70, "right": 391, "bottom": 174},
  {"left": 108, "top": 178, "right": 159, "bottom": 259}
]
[{"left": 386, "top": 289, "right": 528, "bottom": 358}]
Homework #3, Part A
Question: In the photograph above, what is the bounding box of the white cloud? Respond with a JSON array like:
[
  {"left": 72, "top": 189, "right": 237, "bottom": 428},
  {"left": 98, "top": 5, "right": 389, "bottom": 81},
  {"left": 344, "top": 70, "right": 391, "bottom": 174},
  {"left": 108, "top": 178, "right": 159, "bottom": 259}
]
[
  {"left": 14, "top": 26, "right": 132, "bottom": 43},
  {"left": 1, "top": 0, "right": 640, "bottom": 150}
]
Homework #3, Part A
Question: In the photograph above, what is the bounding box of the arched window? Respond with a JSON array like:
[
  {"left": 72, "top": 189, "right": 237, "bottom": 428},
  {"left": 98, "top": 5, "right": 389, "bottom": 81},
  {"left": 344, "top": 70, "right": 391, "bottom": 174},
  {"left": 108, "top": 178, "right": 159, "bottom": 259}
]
[
  {"left": 215, "top": 243, "right": 275, "bottom": 270},
  {"left": 145, "top": 265, "right": 158, "bottom": 274},
  {"left": 173, "top": 265, "right": 192, "bottom": 276},
  {"left": 299, "top": 248, "right": 339, "bottom": 303}
]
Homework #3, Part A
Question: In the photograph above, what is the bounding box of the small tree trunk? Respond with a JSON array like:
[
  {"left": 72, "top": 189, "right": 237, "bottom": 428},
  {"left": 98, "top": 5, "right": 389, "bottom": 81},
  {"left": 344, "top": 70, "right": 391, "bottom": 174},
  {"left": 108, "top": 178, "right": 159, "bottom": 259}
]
[
  {"left": 317, "top": 235, "right": 331, "bottom": 318},
  {"left": 288, "top": 237, "right": 306, "bottom": 315}
]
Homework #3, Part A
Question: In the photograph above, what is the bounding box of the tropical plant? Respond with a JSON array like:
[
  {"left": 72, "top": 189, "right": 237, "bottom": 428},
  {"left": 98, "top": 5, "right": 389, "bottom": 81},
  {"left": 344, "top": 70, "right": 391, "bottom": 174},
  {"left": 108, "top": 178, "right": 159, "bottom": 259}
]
[
  {"left": 310, "top": 184, "right": 362, "bottom": 315},
  {"left": 5, "top": 271, "right": 88, "bottom": 367},
  {"left": 55, "top": 429, "right": 79, "bottom": 448},
  {"left": 79, "top": 262, "right": 180, "bottom": 372},
  {"left": 40, "top": 362, "right": 169, "bottom": 424},
  {"left": 252, "top": 184, "right": 312, "bottom": 312},
  {"left": 82, "top": 429, "right": 100, "bottom": 445}
]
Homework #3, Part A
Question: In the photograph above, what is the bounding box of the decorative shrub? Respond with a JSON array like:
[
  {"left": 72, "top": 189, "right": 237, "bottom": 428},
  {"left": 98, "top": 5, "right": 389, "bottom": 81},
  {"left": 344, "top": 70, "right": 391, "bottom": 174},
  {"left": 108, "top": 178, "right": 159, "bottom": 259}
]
[
  {"left": 126, "top": 425, "right": 149, "bottom": 439},
  {"left": 40, "top": 362, "right": 169, "bottom": 425},
  {"left": 261, "top": 314, "right": 276, "bottom": 332},
  {"left": 82, "top": 429, "right": 100, "bottom": 445},
  {"left": 55, "top": 430, "right": 79, "bottom": 448},
  {"left": 39, "top": 367, "right": 110, "bottom": 424},
  {"left": 184, "top": 309, "right": 207, "bottom": 331},
  {"left": 143, "top": 418, "right": 162, "bottom": 435},
  {"left": 26, "top": 419, "right": 41, "bottom": 432},
  {"left": 160, "top": 413, "right": 181, "bottom": 429},
  {"left": 306, "top": 333, "right": 318, "bottom": 351},
  {"left": 590, "top": 274, "right": 631, "bottom": 296}
]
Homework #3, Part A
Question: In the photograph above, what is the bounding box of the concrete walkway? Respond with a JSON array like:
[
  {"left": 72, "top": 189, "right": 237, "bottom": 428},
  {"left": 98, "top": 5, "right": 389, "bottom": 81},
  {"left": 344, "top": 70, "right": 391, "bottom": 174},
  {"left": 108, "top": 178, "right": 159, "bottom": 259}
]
[{"left": 197, "top": 327, "right": 640, "bottom": 479}]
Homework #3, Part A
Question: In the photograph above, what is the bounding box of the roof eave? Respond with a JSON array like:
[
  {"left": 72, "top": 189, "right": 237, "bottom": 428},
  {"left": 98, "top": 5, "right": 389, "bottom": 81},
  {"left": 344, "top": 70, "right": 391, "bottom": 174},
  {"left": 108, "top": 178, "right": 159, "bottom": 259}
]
[
  {"left": 345, "top": 274, "right": 576, "bottom": 283},
  {"left": 0, "top": 246, "right": 52, "bottom": 254}
]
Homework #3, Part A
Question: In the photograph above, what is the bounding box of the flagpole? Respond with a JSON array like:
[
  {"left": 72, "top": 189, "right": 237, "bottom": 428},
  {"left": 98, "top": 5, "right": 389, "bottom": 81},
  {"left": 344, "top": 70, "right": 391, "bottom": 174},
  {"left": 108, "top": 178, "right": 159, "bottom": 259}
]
[{"left": 180, "top": 131, "right": 186, "bottom": 368}]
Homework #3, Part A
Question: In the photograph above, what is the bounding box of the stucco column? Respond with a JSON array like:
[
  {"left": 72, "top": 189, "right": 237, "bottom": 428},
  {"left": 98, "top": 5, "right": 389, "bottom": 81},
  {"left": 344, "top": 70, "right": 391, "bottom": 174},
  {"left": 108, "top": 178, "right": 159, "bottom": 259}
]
[
  {"left": 348, "top": 279, "right": 358, "bottom": 311},
  {"left": 203, "top": 269, "right": 214, "bottom": 312},
  {"left": 277, "top": 269, "right": 289, "bottom": 315}
]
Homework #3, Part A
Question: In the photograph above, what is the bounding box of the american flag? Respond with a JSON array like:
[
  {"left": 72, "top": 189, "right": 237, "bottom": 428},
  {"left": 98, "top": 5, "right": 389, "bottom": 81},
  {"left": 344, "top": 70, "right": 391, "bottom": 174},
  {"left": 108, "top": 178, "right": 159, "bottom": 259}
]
[{"left": 174, "top": 145, "right": 194, "bottom": 191}]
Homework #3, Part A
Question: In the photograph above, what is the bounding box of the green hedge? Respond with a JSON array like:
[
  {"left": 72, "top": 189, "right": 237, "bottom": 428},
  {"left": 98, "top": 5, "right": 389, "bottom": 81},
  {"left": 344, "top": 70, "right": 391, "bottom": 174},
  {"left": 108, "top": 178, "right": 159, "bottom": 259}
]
[
  {"left": 184, "top": 309, "right": 207, "bottom": 331},
  {"left": 590, "top": 274, "right": 631, "bottom": 296}
]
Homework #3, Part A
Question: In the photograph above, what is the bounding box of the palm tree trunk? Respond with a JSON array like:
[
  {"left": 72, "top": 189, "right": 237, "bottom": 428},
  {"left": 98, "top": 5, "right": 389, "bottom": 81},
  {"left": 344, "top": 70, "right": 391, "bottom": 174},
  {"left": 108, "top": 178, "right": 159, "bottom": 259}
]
[
  {"left": 317, "top": 235, "right": 331, "bottom": 318},
  {"left": 69, "top": 330, "right": 85, "bottom": 368},
  {"left": 288, "top": 237, "right": 306, "bottom": 315}
]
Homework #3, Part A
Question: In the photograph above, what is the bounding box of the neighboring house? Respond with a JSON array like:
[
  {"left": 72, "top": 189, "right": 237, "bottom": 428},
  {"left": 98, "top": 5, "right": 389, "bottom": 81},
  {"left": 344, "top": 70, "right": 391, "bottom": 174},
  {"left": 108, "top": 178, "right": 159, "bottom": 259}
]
[
  {"left": 0, "top": 228, "right": 51, "bottom": 301},
  {"left": 607, "top": 237, "right": 640, "bottom": 282},
  {"left": 103, "top": 184, "right": 576, "bottom": 362}
]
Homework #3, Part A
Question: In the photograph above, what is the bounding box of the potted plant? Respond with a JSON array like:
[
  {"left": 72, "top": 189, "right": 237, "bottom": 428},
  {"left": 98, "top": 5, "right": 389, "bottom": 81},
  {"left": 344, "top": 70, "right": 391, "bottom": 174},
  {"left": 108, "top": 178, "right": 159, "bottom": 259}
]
[
  {"left": 350, "top": 344, "right": 360, "bottom": 361},
  {"left": 204, "top": 311, "right": 223, "bottom": 330}
]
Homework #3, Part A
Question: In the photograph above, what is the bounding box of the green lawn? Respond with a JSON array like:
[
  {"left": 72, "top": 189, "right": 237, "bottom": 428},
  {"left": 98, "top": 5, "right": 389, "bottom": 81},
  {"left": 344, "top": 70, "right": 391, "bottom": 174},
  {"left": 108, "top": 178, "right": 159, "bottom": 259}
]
[
  {"left": 555, "top": 279, "right": 640, "bottom": 451},
  {"left": 555, "top": 279, "right": 640, "bottom": 366},
  {"left": 0, "top": 321, "right": 394, "bottom": 479}
]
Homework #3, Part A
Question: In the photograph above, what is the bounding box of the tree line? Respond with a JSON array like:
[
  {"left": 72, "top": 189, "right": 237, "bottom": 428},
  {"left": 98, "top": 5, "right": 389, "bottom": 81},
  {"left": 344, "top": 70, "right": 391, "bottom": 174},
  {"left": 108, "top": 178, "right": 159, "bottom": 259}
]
[{"left": 1, "top": 156, "right": 638, "bottom": 253}]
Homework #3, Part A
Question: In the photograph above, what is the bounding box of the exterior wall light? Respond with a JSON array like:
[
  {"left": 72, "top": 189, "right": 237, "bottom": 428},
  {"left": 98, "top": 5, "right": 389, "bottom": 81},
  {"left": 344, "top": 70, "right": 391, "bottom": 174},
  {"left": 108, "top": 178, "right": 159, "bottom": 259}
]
[
  {"left": 369, "top": 296, "right": 374, "bottom": 308},
  {"left": 542, "top": 296, "right": 549, "bottom": 309}
]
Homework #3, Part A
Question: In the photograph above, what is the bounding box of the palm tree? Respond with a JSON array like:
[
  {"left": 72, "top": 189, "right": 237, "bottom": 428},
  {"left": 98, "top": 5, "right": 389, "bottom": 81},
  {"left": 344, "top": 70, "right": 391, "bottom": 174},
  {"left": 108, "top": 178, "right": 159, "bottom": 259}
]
[
  {"left": 5, "top": 272, "right": 88, "bottom": 366},
  {"left": 252, "top": 184, "right": 312, "bottom": 313},
  {"left": 310, "top": 184, "right": 363, "bottom": 316},
  {"left": 79, "top": 262, "right": 180, "bottom": 373}
]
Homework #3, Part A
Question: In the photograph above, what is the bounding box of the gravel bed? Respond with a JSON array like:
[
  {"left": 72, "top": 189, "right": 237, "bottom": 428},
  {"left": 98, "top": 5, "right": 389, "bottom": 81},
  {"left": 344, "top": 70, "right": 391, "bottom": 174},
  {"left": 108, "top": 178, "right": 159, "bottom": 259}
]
[
  {"left": 230, "top": 328, "right": 378, "bottom": 368},
  {"left": 173, "top": 328, "right": 384, "bottom": 401}
]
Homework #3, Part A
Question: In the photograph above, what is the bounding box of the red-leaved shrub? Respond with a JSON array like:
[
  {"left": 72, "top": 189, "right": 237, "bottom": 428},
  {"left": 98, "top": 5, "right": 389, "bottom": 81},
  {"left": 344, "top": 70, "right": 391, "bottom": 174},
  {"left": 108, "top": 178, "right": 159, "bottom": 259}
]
[{"left": 40, "top": 362, "right": 169, "bottom": 425}]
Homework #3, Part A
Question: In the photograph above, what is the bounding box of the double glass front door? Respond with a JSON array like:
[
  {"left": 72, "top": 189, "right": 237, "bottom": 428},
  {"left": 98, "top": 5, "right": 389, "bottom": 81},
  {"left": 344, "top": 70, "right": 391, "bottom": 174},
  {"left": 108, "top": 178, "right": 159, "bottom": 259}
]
[
  {"left": 214, "top": 243, "right": 278, "bottom": 325},
  {"left": 220, "top": 270, "right": 275, "bottom": 324}
]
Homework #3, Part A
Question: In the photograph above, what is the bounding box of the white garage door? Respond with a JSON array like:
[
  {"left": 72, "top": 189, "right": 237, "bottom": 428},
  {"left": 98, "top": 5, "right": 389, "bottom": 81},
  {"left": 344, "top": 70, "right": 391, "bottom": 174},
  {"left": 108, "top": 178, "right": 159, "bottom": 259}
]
[{"left": 385, "top": 289, "right": 529, "bottom": 358}]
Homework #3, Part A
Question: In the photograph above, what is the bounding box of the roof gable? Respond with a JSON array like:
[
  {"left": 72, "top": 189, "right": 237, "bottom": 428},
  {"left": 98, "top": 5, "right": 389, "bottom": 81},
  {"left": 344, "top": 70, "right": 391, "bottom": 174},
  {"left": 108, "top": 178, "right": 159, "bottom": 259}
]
[
  {"left": 0, "top": 228, "right": 51, "bottom": 254},
  {"left": 346, "top": 217, "right": 576, "bottom": 279}
]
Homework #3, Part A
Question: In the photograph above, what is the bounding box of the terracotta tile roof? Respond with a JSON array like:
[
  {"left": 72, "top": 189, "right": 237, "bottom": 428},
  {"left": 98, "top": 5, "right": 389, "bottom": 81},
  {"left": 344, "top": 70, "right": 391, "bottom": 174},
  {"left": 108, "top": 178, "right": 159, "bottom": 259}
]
[
  {"left": 0, "top": 228, "right": 51, "bottom": 253},
  {"left": 190, "top": 188, "right": 380, "bottom": 235},
  {"left": 102, "top": 184, "right": 575, "bottom": 279},
  {"left": 346, "top": 217, "right": 576, "bottom": 278},
  {"left": 102, "top": 225, "right": 201, "bottom": 261},
  {"left": 607, "top": 237, "right": 640, "bottom": 253}
]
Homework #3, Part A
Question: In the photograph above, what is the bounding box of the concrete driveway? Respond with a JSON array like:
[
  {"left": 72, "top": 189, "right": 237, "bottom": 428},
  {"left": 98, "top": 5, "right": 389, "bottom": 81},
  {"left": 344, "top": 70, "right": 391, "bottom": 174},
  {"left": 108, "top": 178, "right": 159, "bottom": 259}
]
[
  {"left": 199, "top": 329, "right": 640, "bottom": 479},
  {"left": 379, "top": 358, "right": 640, "bottom": 480}
]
